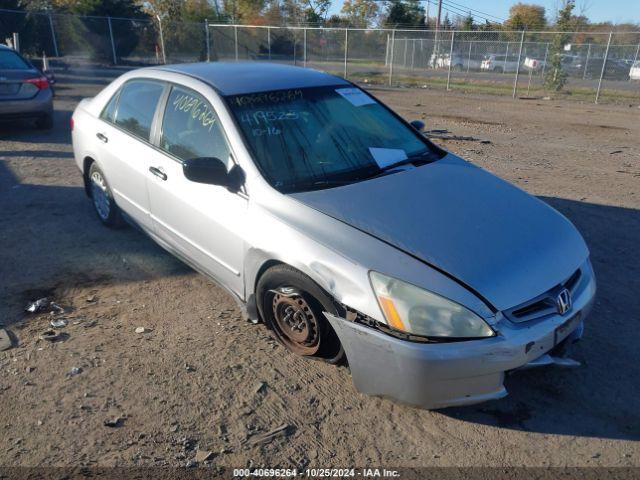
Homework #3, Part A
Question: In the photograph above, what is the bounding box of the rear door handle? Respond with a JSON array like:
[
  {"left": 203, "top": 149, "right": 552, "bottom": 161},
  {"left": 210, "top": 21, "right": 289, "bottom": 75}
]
[
  {"left": 96, "top": 132, "right": 108, "bottom": 143},
  {"left": 149, "top": 166, "right": 167, "bottom": 181}
]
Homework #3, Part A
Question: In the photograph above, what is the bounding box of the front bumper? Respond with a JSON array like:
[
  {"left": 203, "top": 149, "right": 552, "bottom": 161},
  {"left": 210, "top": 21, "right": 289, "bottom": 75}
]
[{"left": 326, "top": 263, "right": 596, "bottom": 410}]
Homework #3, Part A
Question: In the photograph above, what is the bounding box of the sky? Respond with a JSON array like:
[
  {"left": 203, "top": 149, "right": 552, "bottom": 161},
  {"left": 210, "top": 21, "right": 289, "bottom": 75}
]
[{"left": 327, "top": 0, "right": 640, "bottom": 25}]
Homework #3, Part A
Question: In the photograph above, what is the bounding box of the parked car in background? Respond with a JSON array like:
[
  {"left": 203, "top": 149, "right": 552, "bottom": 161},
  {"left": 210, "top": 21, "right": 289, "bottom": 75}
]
[
  {"left": 523, "top": 57, "right": 546, "bottom": 72},
  {"left": 481, "top": 54, "right": 520, "bottom": 73},
  {"left": 630, "top": 60, "right": 640, "bottom": 80},
  {"left": 72, "top": 62, "right": 595, "bottom": 410},
  {"left": 0, "top": 44, "right": 53, "bottom": 129},
  {"left": 449, "top": 53, "right": 484, "bottom": 71}
]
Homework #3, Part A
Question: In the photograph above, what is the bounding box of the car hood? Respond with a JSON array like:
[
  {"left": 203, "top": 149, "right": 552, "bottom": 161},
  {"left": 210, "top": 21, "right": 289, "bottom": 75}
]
[{"left": 290, "top": 154, "right": 589, "bottom": 311}]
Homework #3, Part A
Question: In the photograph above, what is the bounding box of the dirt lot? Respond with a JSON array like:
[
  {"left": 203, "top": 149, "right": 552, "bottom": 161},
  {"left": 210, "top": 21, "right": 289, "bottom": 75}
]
[{"left": 0, "top": 70, "right": 639, "bottom": 470}]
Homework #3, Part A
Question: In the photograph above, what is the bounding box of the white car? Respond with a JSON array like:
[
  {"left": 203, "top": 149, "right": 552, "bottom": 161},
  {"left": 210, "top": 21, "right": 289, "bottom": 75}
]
[
  {"left": 71, "top": 62, "right": 595, "bottom": 409},
  {"left": 481, "top": 54, "right": 520, "bottom": 73},
  {"left": 630, "top": 60, "right": 640, "bottom": 80}
]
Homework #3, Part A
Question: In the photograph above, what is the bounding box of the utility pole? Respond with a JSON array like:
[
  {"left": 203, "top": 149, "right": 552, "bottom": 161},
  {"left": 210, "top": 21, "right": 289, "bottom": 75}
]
[
  {"left": 425, "top": 0, "right": 430, "bottom": 27},
  {"left": 435, "top": 0, "right": 443, "bottom": 30},
  {"left": 431, "top": 0, "right": 443, "bottom": 69}
]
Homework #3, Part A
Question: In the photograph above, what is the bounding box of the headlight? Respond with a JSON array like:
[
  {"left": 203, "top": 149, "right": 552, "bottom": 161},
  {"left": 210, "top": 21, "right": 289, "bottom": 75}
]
[{"left": 369, "top": 271, "right": 495, "bottom": 339}]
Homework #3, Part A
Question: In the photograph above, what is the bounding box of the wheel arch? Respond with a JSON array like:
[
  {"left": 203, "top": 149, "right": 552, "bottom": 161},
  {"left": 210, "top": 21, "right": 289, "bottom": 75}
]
[{"left": 82, "top": 156, "right": 95, "bottom": 197}]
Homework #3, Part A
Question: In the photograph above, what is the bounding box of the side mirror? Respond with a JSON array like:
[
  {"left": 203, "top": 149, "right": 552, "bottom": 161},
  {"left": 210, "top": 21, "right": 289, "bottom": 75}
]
[
  {"left": 410, "top": 120, "right": 425, "bottom": 132},
  {"left": 183, "top": 157, "right": 245, "bottom": 192}
]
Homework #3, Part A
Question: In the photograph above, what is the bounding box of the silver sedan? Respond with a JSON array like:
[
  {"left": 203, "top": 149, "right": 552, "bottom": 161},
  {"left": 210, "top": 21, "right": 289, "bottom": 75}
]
[{"left": 71, "top": 62, "right": 595, "bottom": 409}]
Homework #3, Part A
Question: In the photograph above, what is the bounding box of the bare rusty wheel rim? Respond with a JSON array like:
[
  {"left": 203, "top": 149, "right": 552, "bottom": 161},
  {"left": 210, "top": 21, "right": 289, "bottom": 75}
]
[{"left": 271, "top": 292, "right": 320, "bottom": 356}]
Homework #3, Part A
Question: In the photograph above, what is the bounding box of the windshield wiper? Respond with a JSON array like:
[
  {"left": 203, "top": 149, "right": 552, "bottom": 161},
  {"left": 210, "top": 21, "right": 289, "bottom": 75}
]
[
  {"left": 379, "top": 151, "right": 435, "bottom": 172},
  {"left": 364, "top": 151, "right": 435, "bottom": 180}
]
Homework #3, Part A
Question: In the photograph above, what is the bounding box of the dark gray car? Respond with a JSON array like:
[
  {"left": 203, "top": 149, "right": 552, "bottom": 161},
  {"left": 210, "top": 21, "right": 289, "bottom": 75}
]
[{"left": 0, "top": 45, "right": 53, "bottom": 129}]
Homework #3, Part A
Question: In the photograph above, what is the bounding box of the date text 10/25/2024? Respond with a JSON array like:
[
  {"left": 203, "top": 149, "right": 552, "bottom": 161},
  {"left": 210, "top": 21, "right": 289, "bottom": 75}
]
[{"left": 233, "top": 468, "right": 401, "bottom": 478}]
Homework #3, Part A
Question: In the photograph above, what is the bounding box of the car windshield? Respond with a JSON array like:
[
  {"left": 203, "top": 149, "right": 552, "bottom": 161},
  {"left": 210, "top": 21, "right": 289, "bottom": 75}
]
[
  {"left": 0, "top": 50, "right": 30, "bottom": 70},
  {"left": 226, "top": 86, "right": 437, "bottom": 193}
]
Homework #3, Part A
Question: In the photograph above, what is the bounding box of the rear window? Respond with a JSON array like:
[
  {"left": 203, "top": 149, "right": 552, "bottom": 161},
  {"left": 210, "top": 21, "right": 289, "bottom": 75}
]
[
  {"left": 114, "top": 80, "right": 164, "bottom": 141},
  {"left": 0, "top": 50, "right": 31, "bottom": 70}
]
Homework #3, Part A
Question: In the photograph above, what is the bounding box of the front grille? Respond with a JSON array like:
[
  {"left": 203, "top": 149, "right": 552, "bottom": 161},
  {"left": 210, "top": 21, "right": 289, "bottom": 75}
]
[{"left": 507, "top": 268, "right": 582, "bottom": 323}]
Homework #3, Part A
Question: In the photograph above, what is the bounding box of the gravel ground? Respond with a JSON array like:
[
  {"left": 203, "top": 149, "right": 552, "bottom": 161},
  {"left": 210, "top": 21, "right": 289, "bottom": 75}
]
[{"left": 0, "top": 70, "right": 639, "bottom": 469}]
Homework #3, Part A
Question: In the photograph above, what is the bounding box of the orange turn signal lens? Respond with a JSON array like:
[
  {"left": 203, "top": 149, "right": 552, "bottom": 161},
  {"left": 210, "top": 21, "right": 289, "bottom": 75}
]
[{"left": 378, "top": 296, "right": 406, "bottom": 331}]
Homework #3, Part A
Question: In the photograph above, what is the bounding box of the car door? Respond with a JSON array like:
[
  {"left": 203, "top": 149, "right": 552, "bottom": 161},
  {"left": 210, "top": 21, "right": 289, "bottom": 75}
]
[
  {"left": 95, "top": 79, "right": 165, "bottom": 231},
  {"left": 146, "top": 83, "right": 247, "bottom": 296}
]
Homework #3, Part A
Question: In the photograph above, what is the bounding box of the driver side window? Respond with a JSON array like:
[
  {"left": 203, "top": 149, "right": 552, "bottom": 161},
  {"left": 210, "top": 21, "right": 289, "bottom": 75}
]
[{"left": 160, "top": 85, "right": 231, "bottom": 167}]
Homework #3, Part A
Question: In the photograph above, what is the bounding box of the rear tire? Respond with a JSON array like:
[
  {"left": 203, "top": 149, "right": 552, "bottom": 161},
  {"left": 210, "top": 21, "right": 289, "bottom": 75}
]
[
  {"left": 88, "top": 162, "right": 124, "bottom": 228},
  {"left": 36, "top": 113, "right": 53, "bottom": 130},
  {"left": 256, "top": 264, "right": 345, "bottom": 365}
]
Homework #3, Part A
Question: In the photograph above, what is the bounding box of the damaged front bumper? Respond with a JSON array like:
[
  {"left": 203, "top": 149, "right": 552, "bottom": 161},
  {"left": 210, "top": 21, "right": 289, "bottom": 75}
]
[{"left": 325, "top": 268, "right": 595, "bottom": 410}]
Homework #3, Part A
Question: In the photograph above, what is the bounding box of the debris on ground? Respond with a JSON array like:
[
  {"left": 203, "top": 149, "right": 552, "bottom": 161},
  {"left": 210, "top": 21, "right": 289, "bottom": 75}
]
[
  {"left": 86, "top": 295, "right": 97, "bottom": 303},
  {"left": 425, "top": 129, "right": 491, "bottom": 144},
  {"left": 50, "top": 318, "right": 68, "bottom": 329},
  {"left": 103, "top": 417, "right": 124, "bottom": 428},
  {"left": 25, "top": 298, "right": 65, "bottom": 315},
  {"left": 185, "top": 364, "right": 196, "bottom": 373},
  {"left": 49, "top": 302, "right": 65, "bottom": 315},
  {"left": 134, "top": 327, "right": 147, "bottom": 334},
  {"left": 247, "top": 424, "right": 293, "bottom": 446},
  {"left": 0, "top": 329, "right": 12, "bottom": 351},
  {"left": 253, "top": 381, "right": 266, "bottom": 394},
  {"left": 610, "top": 150, "right": 623, "bottom": 155},
  {"left": 25, "top": 298, "right": 50, "bottom": 313},
  {"left": 39, "top": 330, "right": 66, "bottom": 342},
  {"left": 194, "top": 450, "right": 214, "bottom": 463},
  {"left": 69, "top": 367, "right": 83, "bottom": 376}
]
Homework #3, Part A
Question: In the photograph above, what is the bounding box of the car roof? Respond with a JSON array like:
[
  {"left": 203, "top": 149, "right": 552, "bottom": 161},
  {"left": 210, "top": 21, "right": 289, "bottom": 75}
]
[{"left": 152, "top": 61, "right": 350, "bottom": 96}]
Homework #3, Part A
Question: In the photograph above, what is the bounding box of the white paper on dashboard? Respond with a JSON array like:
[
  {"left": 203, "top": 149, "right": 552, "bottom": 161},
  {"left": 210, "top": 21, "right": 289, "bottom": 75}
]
[
  {"left": 335, "top": 88, "right": 376, "bottom": 107},
  {"left": 368, "top": 147, "right": 407, "bottom": 169}
]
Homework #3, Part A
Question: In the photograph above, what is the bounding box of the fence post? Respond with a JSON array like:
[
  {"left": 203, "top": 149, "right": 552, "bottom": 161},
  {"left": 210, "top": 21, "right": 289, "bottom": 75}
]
[
  {"left": 107, "top": 17, "right": 117, "bottom": 65},
  {"left": 388, "top": 29, "right": 395, "bottom": 86},
  {"left": 466, "top": 41, "right": 472, "bottom": 73},
  {"left": 595, "top": 32, "right": 613, "bottom": 104},
  {"left": 632, "top": 42, "right": 640, "bottom": 71},
  {"left": 156, "top": 15, "right": 166, "bottom": 64},
  {"left": 410, "top": 38, "right": 415, "bottom": 70},
  {"left": 504, "top": 41, "right": 509, "bottom": 73},
  {"left": 303, "top": 27, "right": 307, "bottom": 67},
  {"left": 583, "top": 43, "right": 591, "bottom": 79},
  {"left": 48, "top": 13, "right": 59, "bottom": 58},
  {"left": 541, "top": 43, "right": 549, "bottom": 78},
  {"left": 267, "top": 27, "right": 271, "bottom": 60},
  {"left": 343, "top": 28, "right": 349, "bottom": 78},
  {"left": 403, "top": 37, "right": 408, "bottom": 67},
  {"left": 234, "top": 25, "right": 239, "bottom": 60},
  {"left": 512, "top": 30, "right": 525, "bottom": 99},
  {"left": 293, "top": 29, "right": 297, "bottom": 65},
  {"left": 384, "top": 34, "right": 390, "bottom": 66},
  {"left": 446, "top": 31, "right": 455, "bottom": 91},
  {"left": 12, "top": 32, "right": 20, "bottom": 52},
  {"left": 205, "top": 19, "right": 210, "bottom": 61}
]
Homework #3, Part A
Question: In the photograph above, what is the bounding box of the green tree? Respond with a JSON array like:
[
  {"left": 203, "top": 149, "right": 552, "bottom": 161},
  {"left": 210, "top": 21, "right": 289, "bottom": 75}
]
[
  {"left": 544, "top": 0, "right": 574, "bottom": 91},
  {"left": 505, "top": 3, "right": 546, "bottom": 31},
  {"left": 383, "top": 0, "right": 424, "bottom": 27},
  {"left": 461, "top": 12, "right": 474, "bottom": 31},
  {"left": 340, "top": 0, "right": 379, "bottom": 27}
]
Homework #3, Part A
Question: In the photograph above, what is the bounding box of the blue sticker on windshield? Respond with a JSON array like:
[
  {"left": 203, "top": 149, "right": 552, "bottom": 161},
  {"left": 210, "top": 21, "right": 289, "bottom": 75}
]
[{"left": 335, "top": 88, "right": 376, "bottom": 107}]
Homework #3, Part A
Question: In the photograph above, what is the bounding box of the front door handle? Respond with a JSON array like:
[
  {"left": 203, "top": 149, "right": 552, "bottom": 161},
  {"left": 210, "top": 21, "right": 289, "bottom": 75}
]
[
  {"left": 149, "top": 166, "right": 167, "bottom": 181},
  {"left": 96, "top": 132, "right": 108, "bottom": 143}
]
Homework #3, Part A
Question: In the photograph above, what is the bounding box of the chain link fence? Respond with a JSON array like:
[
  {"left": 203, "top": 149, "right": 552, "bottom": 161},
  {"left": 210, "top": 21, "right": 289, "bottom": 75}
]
[{"left": 2, "top": 9, "right": 639, "bottom": 104}]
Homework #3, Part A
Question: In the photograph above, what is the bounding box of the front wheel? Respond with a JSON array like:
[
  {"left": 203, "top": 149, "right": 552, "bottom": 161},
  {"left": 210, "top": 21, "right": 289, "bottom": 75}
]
[{"left": 256, "top": 264, "right": 345, "bottom": 365}]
